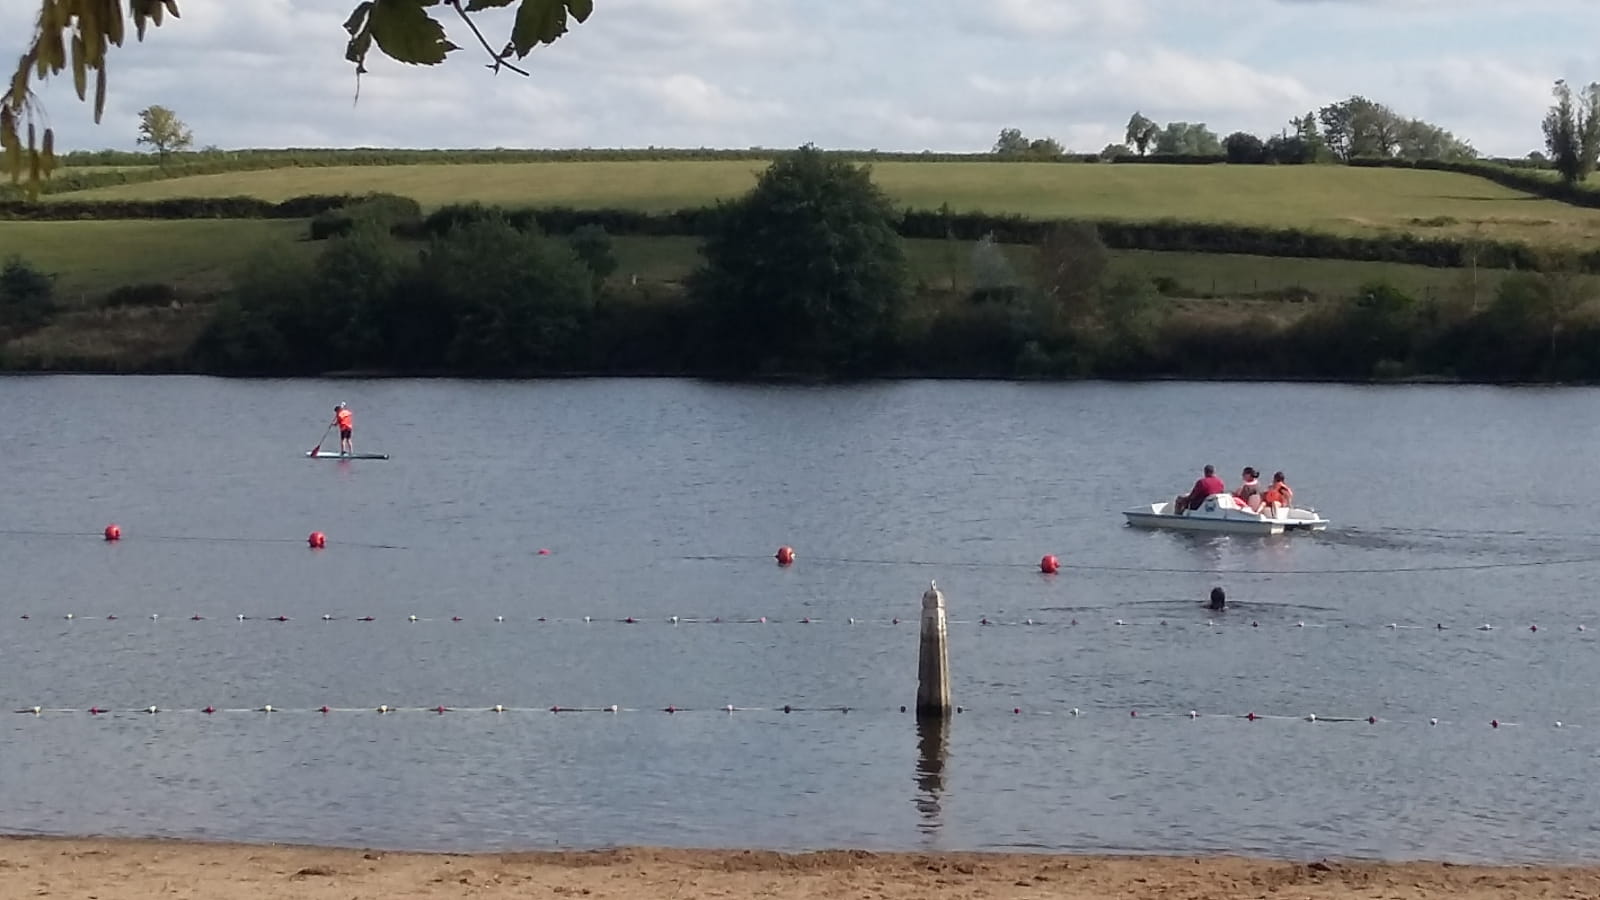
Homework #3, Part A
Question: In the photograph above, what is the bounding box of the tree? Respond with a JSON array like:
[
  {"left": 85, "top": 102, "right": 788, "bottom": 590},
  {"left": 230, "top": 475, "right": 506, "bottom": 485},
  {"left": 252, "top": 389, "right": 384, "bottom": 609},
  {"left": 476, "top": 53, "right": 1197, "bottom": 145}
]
[
  {"left": 1395, "top": 118, "right": 1475, "bottom": 161},
  {"left": 567, "top": 224, "right": 617, "bottom": 290},
  {"left": 689, "top": 145, "right": 908, "bottom": 374},
  {"left": 1223, "top": 131, "right": 1266, "bottom": 164},
  {"left": 1154, "top": 122, "right": 1221, "bottom": 156},
  {"left": 1125, "top": 112, "right": 1158, "bottom": 156},
  {"left": 0, "top": 254, "right": 57, "bottom": 336},
  {"left": 1027, "top": 137, "right": 1064, "bottom": 159},
  {"left": 969, "top": 232, "right": 1019, "bottom": 303},
  {"left": 1543, "top": 79, "right": 1600, "bottom": 186},
  {"left": 1032, "top": 222, "right": 1108, "bottom": 325},
  {"left": 135, "top": 105, "right": 193, "bottom": 165},
  {"left": 993, "top": 128, "right": 1030, "bottom": 156},
  {"left": 2, "top": 0, "right": 595, "bottom": 196}
]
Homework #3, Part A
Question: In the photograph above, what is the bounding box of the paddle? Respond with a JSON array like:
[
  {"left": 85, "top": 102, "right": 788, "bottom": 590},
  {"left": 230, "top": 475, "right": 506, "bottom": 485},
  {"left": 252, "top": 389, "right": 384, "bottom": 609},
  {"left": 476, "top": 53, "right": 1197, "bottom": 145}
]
[{"left": 310, "top": 421, "right": 334, "bottom": 457}]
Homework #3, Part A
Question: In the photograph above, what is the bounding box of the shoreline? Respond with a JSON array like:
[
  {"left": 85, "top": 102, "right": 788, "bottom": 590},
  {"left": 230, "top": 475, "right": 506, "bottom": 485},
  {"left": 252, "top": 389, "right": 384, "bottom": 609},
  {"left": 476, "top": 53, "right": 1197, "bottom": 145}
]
[
  {"left": 0, "top": 368, "right": 1595, "bottom": 388},
  {"left": 3, "top": 836, "right": 1599, "bottom": 899}
]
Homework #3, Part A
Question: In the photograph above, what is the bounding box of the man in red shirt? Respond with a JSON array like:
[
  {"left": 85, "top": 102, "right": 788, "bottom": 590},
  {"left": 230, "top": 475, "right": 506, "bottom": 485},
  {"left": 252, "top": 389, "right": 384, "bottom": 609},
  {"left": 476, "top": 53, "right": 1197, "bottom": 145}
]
[{"left": 1174, "top": 464, "right": 1226, "bottom": 514}]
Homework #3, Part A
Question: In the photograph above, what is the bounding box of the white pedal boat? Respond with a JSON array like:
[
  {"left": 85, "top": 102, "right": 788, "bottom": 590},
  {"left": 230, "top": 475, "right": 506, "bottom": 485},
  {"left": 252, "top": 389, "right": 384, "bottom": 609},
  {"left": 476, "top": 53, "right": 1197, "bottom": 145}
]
[{"left": 1124, "top": 493, "right": 1328, "bottom": 535}]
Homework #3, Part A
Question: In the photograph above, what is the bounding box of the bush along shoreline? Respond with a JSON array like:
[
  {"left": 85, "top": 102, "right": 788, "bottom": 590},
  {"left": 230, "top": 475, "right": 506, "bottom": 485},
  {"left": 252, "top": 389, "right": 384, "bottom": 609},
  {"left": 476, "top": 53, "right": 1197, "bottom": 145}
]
[{"left": 5, "top": 146, "right": 1600, "bottom": 382}]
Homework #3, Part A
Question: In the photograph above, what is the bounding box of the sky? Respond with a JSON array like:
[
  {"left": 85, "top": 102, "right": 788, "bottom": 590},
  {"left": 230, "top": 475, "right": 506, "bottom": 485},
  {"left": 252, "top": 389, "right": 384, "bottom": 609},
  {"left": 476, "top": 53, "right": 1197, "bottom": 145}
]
[{"left": 2, "top": 0, "right": 1596, "bottom": 157}]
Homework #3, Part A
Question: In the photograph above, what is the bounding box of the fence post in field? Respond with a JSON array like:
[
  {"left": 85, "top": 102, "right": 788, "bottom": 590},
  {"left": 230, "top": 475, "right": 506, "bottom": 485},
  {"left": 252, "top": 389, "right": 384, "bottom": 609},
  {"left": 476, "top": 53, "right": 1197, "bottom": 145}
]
[{"left": 916, "top": 580, "right": 952, "bottom": 718}]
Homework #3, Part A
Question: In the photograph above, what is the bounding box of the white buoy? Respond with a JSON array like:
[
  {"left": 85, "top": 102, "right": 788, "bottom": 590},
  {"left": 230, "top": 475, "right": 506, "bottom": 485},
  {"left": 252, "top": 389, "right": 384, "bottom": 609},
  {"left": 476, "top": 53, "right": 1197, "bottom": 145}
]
[
  {"left": 669, "top": 616, "right": 679, "bottom": 624},
  {"left": 725, "top": 704, "right": 734, "bottom": 713},
  {"left": 1070, "top": 708, "right": 1080, "bottom": 716},
  {"left": 608, "top": 705, "right": 619, "bottom": 713},
  {"left": 237, "top": 614, "right": 245, "bottom": 621},
  {"left": 848, "top": 617, "right": 855, "bottom": 625},
  {"left": 408, "top": 615, "right": 418, "bottom": 623},
  {"left": 378, "top": 704, "right": 390, "bottom": 713},
  {"left": 1307, "top": 713, "right": 1317, "bottom": 722},
  {"left": 146, "top": 706, "right": 158, "bottom": 714},
  {"left": 1189, "top": 710, "right": 1198, "bottom": 719},
  {"left": 1556, "top": 721, "right": 1564, "bottom": 728},
  {"left": 65, "top": 613, "right": 74, "bottom": 620},
  {"left": 150, "top": 614, "right": 159, "bottom": 620},
  {"left": 1429, "top": 717, "right": 1438, "bottom": 726},
  {"left": 322, "top": 614, "right": 332, "bottom": 621},
  {"left": 493, "top": 704, "right": 505, "bottom": 713},
  {"left": 262, "top": 705, "right": 274, "bottom": 713},
  {"left": 495, "top": 615, "right": 504, "bottom": 622},
  {"left": 1297, "top": 621, "right": 1305, "bottom": 628},
  {"left": 29, "top": 706, "right": 41, "bottom": 715},
  {"left": 584, "top": 616, "right": 592, "bottom": 623}
]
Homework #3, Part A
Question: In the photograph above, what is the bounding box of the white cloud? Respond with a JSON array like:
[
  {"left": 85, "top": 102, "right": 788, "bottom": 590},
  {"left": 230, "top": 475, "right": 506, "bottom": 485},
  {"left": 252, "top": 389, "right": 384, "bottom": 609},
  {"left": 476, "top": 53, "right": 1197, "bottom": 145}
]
[
  {"left": 0, "top": 0, "right": 1591, "bottom": 156},
  {"left": 985, "top": 0, "right": 1150, "bottom": 36}
]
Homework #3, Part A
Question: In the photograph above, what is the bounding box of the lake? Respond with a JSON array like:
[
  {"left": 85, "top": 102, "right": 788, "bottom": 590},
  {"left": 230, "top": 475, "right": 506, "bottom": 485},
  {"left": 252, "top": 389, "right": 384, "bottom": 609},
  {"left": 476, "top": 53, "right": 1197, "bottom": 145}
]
[{"left": 2, "top": 375, "right": 1599, "bottom": 863}]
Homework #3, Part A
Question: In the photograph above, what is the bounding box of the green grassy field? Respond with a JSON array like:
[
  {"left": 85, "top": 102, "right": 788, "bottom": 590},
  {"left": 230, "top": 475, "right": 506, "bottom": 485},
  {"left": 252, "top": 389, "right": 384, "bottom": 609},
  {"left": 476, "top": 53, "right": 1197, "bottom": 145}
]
[
  {"left": 0, "top": 219, "right": 312, "bottom": 302},
  {"left": 52, "top": 161, "right": 1600, "bottom": 248}
]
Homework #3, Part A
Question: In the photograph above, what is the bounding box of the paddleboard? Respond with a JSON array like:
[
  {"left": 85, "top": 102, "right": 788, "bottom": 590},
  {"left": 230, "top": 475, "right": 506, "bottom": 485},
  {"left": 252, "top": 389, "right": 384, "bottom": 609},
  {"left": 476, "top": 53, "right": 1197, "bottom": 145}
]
[{"left": 306, "top": 450, "right": 390, "bottom": 460}]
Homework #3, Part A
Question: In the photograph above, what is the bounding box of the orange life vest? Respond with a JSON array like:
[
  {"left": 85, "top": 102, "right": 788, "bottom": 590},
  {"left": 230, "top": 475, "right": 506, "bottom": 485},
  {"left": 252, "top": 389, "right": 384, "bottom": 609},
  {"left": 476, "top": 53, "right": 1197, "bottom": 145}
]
[{"left": 336, "top": 408, "right": 353, "bottom": 429}]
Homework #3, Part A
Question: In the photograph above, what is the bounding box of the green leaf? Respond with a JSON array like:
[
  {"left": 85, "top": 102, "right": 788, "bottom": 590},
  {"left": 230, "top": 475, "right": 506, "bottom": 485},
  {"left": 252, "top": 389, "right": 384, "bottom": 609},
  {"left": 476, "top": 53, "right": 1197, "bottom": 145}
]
[
  {"left": 464, "top": 0, "right": 518, "bottom": 10},
  {"left": 367, "top": 0, "right": 459, "bottom": 65},
  {"left": 343, "top": 1, "right": 374, "bottom": 35},
  {"left": 567, "top": 0, "right": 593, "bottom": 23},
  {"left": 510, "top": 0, "right": 569, "bottom": 57}
]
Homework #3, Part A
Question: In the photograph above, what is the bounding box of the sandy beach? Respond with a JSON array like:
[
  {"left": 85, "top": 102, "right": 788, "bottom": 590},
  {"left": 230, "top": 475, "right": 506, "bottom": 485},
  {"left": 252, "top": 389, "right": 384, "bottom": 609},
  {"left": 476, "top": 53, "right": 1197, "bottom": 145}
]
[{"left": 2, "top": 837, "right": 1596, "bottom": 900}]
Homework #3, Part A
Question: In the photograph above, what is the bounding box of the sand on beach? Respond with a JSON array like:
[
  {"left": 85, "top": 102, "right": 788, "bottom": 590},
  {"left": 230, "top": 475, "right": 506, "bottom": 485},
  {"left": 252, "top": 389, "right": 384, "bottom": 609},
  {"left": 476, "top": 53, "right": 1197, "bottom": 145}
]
[{"left": 2, "top": 837, "right": 1597, "bottom": 900}]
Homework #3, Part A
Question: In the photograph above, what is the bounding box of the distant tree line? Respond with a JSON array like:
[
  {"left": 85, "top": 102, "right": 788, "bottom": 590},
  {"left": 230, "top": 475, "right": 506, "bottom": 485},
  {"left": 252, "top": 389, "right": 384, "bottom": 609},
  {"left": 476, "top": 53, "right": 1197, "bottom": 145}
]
[{"left": 120, "top": 148, "right": 1600, "bottom": 381}]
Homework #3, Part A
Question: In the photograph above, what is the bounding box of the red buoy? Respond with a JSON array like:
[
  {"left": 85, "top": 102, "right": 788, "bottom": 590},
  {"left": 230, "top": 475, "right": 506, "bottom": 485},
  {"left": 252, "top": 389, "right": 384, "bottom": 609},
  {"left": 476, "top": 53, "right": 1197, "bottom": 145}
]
[
  {"left": 203, "top": 706, "right": 215, "bottom": 715},
  {"left": 319, "top": 706, "right": 330, "bottom": 714},
  {"left": 307, "top": 531, "right": 326, "bottom": 549},
  {"left": 775, "top": 546, "right": 795, "bottom": 566},
  {"left": 1040, "top": 554, "right": 1059, "bottom": 574},
  {"left": 103, "top": 524, "right": 121, "bottom": 542}
]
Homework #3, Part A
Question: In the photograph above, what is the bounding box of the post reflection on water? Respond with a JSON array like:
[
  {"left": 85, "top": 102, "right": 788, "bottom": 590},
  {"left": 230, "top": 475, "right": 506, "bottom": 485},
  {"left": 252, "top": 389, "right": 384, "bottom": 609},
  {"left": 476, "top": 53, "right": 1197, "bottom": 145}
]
[{"left": 913, "top": 716, "right": 950, "bottom": 840}]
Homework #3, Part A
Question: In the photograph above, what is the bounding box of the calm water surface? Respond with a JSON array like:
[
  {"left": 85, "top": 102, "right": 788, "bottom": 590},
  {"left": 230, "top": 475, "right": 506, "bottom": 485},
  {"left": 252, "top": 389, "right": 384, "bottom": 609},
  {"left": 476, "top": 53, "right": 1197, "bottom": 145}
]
[{"left": 2, "top": 375, "right": 1600, "bottom": 863}]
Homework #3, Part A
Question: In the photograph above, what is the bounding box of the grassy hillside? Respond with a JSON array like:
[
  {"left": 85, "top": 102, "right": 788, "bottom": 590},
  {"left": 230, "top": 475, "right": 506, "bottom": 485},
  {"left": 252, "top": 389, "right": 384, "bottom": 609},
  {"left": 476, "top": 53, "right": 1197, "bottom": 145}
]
[
  {"left": 0, "top": 219, "right": 310, "bottom": 301},
  {"left": 54, "top": 161, "right": 1600, "bottom": 248}
]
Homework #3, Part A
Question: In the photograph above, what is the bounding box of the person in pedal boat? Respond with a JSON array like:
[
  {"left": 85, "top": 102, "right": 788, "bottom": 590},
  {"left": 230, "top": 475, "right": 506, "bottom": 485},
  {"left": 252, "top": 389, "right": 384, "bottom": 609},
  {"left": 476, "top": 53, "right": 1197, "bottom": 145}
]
[
  {"left": 1260, "top": 471, "right": 1293, "bottom": 517},
  {"left": 1174, "top": 464, "right": 1226, "bottom": 515},
  {"left": 1233, "top": 467, "right": 1262, "bottom": 512},
  {"left": 332, "top": 402, "right": 354, "bottom": 455}
]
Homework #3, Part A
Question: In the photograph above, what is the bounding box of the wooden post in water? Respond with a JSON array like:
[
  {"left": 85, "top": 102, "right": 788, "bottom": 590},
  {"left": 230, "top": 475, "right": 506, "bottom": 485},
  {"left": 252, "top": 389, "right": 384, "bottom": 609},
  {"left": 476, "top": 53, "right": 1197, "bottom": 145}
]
[{"left": 916, "top": 580, "right": 951, "bottom": 718}]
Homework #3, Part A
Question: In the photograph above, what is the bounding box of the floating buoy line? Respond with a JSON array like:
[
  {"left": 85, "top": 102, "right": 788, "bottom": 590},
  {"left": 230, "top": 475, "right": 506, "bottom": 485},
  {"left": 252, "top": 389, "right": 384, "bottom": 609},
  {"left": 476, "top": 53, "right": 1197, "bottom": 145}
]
[
  {"left": 9, "top": 613, "right": 1594, "bottom": 633},
  {"left": 4, "top": 525, "right": 1600, "bottom": 577},
  {"left": 0, "top": 702, "right": 1570, "bottom": 731}
]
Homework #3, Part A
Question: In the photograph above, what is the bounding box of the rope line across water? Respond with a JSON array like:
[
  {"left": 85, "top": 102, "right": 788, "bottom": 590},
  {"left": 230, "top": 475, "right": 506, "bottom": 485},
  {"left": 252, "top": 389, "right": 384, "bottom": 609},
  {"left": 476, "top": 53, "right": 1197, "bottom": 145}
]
[
  {"left": 11, "top": 614, "right": 1593, "bottom": 633},
  {"left": 0, "top": 703, "right": 1558, "bottom": 730}
]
